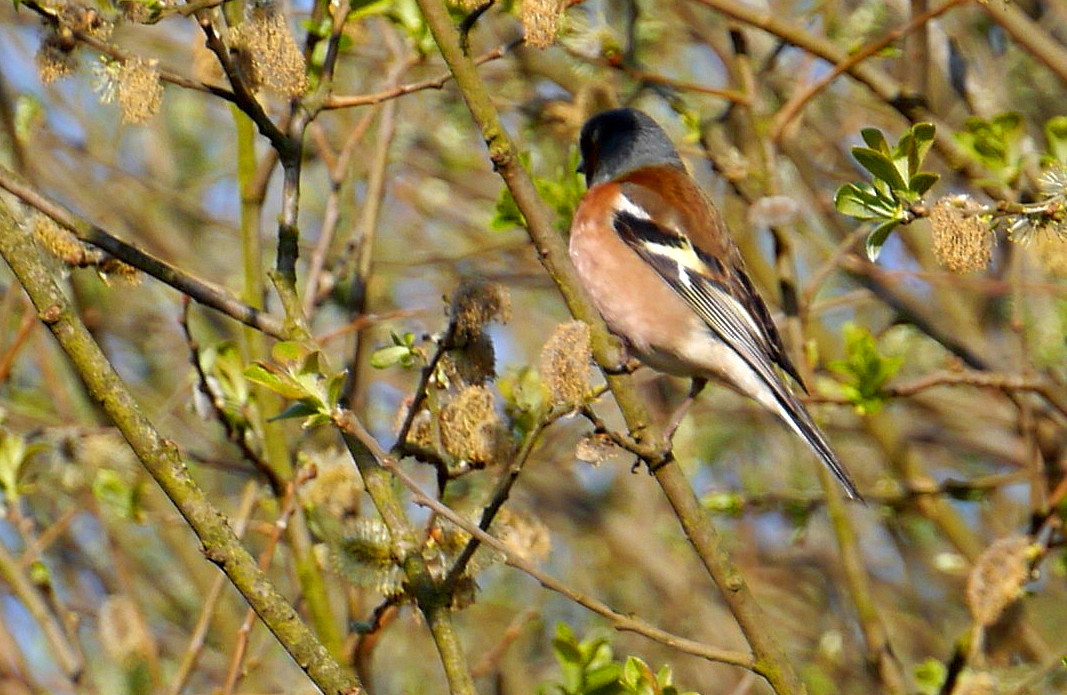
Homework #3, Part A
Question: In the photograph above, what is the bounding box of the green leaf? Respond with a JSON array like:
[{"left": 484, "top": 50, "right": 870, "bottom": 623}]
[
  {"left": 302, "top": 413, "right": 333, "bottom": 429},
  {"left": 92, "top": 469, "right": 146, "bottom": 522},
  {"left": 300, "top": 350, "right": 323, "bottom": 378},
  {"left": 833, "top": 183, "right": 898, "bottom": 220},
  {"left": 853, "top": 147, "right": 908, "bottom": 191},
  {"left": 349, "top": 0, "right": 394, "bottom": 20},
  {"left": 552, "top": 632, "right": 584, "bottom": 692},
  {"left": 992, "top": 111, "right": 1023, "bottom": 134},
  {"left": 910, "top": 122, "right": 937, "bottom": 171},
  {"left": 552, "top": 631, "right": 582, "bottom": 666},
  {"left": 860, "top": 127, "right": 890, "bottom": 154},
  {"left": 327, "top": 372, "right": 347, "bottom": 407},
  {"left": 243, "top": 363, "right": 307, "bottom": 399},
  {"left": 491, "top": 187, "right": 525, "bottom": 230},
  {"left": 499, "top": 367, "right": 546, "bottom": 436},
  {"left": 828, "top": 323, "right": 904, "bottom": 414},
  {"left": 584, "top": 662, "right": 623, "bottom": 692},
  {"left": 913, "top": 657, "right": 947, "bottom": 695},
  {"left": 895, "top": 130, "right": 917, "bottom": 178},
  {"left": 703, "top": 491, "right": 744, "bottom": 515},
  {"left": 908, "top": 171, "right": 940, "bottom": 196},
  {"left": 369, "top": 345, "right": 414, "bottom": 369},
  {"left": 865, "top": 219, "right": 900, "bottom": 262},
  {"left": 841, "top": 124, "right": 938, "bottom": 223},
  {"left": 955, "top": 113, "right": 1024, "bottom": 183},
  {"left": 1045, "top": 115, "right": 1067, "bottom": 163},
  {"left": 0, "top": 429, "right": 46, "bottom": 503},
  {"left": 833, "top": 185, "right": 871, "bottom": 219},
  {"left": 621, "top": 657, "right": 642, "bottom": 686},
  {"left": 14, "top": 95, "right": 43, "bottom": 142},
  {"left": 271, "top": 340, "right": 306, "bottom": 366},
  {"left": 491, "top": 149, "right": 583, "bottom": 233},
  {"left": 206, "top": 341, "right": 251, "bottom": 405}
]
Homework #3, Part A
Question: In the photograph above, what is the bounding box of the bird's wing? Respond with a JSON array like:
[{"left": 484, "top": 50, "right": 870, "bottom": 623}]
[
  {"left": 608, "top": 178, "right": 861, "bottom": 500},
  {"left": 610, "top": 180, "right": 804, "bottom": 390}
]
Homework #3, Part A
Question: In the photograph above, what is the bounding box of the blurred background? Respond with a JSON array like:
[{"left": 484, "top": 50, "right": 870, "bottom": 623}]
[{"left": 0, "top": 0, "right": 1065, "bottom": 693}]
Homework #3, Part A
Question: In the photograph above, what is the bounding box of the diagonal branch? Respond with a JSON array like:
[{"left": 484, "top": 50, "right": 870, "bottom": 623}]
[
  {"left": 770, "top": 0, "right": 972, "bottom": 141},
  {"left": 0, "top": 165, "right": 287, "bottom": 339},
  {"left": 412, "top": 1, "right": 807, "bottom": 692},
  {"left": 333, "top": 409, "right": 758, "bottom": 672},
  {"left": 0, "top": 199, "right": 361, "bottom": 695}
]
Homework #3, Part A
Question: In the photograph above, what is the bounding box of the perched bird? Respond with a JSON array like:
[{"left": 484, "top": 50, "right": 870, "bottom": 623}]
[{"left": 569, "top": 107, "right": 861, "bottom": 500}]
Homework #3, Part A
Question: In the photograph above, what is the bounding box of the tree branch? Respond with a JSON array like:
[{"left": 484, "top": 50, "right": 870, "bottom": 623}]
[
  {"left": 412, "top": 1, "right": 806, "bottom": 691},
  {"left": 0, "top": 165, "right": 287, "bottom": 339},
  {"left": 0, "top": 200, "right": 361, "bottom": 695}
]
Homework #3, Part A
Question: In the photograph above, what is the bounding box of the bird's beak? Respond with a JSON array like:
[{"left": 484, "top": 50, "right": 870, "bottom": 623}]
[{"left": 576, "top": 158, "right": 586, "bottom": 175}]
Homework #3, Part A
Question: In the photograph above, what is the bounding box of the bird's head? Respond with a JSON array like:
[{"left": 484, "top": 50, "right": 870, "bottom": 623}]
[{"left": 577, "top": 108, "right": 684, "bottom": 187}]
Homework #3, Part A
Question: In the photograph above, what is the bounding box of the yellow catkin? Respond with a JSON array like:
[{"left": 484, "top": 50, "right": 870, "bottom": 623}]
[
  {"left": 520, "top": 0, "right": 565, "bottom": 49},
  {"left": 953, "top": 672, "right": 997, "bottom": 695},
  {"left": 439, "top": 385, "right": 500, "bottom": 464},
  {"left": 232, "top": 9, "right": 308, "bottom": 98},
  {"left": 117, "top": 58, "right": 163, "bottom": 124},
  {"left": 539, "top": 320, "right": 591, "bottom": 409},
  {"left": 929, "top": 197, "right": 992, "bottom": 273},
  {"left": 574, "top": 432, "right": 616, "bottom": 466},
  {"left": 33, "top": 215, "right": 96, "bottom": 266},
  {"left": 299, "top": 453, "right": 363, "bottom": 518},
  {"left": 441, "top": 332, "right": 496, "bottom": 386},
  {"left": 97, "top": 258, "right": 142, "bottom": 286},
  {"left": 494, "top": 507, "right": 551, "bottom": 563},
  {"left": 965, "top": 535, "right": 1032, "bottom": 627},
  {"left": 449, "top": 278, "right": 511, "bottom": 343},
  {"left": 36, "top": 37, "right": 78, "bottom": 84}
]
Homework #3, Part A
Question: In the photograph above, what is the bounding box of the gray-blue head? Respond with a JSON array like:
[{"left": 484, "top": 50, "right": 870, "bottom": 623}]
[{"left": 577, "top": 108, "right": 685, "bottom": 187}]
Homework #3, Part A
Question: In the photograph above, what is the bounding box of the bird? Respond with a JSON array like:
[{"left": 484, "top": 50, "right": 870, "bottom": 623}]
[{"left": 568, "top": 107, "right": 861, "bottom": 500}]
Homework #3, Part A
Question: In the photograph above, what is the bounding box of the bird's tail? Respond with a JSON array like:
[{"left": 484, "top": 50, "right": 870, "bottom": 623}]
[{"left": 766, "top": 387, "right": 863, "bottom": 502}]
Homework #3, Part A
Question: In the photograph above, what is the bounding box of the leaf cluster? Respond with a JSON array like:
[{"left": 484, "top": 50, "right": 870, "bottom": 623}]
[
  {"left": 493, "top": 150, "right": 585, "bottom": 233},
  {"left": 244, "top": 341, "right": 347, "bottom": 429},
  {"left": 834, "top": 123, "right": 940, "bottom": 260},
  {"left": 548, "top": 623, "right": 699, "bottom": 695},
  {"left": 828, "top": 324, "right": 903, "bottom": 415},
  {"left": 954, "top": 112, "right": 1024, "bottom": 185}
]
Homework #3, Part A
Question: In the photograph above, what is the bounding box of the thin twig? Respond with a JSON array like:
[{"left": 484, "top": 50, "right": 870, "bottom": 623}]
[
  {"left": 0, "top": 301, "right": 37, "bottom": 385},
  {"left": 19, "top": 0, "right": 237, "bottom": 100},
  {"left": 180, "top": 299, "right": 285, "bottom": 494},
  {"left": 770, "top": 0, "right": 972, "bottom": 141},
  {"left": 392, "top": 443, "right": 758, "bottom": 670},
  {"left": 819, "top": 466, "right": 910, "bottom": 694},
  {"left": 0, "top": 541, "right": 83, "bottom": 681},
  {"left": 341, "top": 34, "right": 408, "bottom": 408},
  {"left": 353, "top": 597, "right": 401, "bottom": 687},
  {"left": 0, "top": 199, "right": 361, "bottom": 695},
  {"left": 808, "top": 369, "right": 1067, "bottom": 419},
  {"left": 0, "top": 165, "right": 287, "bottom": 339},
  {"left": 322, "top": 44, "right": 514, "bottom": 110},
  {"left": 980, "top": 0, "right": 1067, "bottom": 86},
  {"left": 302, "top": 110, "right": 378, "bottom": 315},
  {"left": 470, "top": 609, "right": 539, "bottom": 679},
  {"left": 221, "top": 468, "right": 314, "bottom": 695}
]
